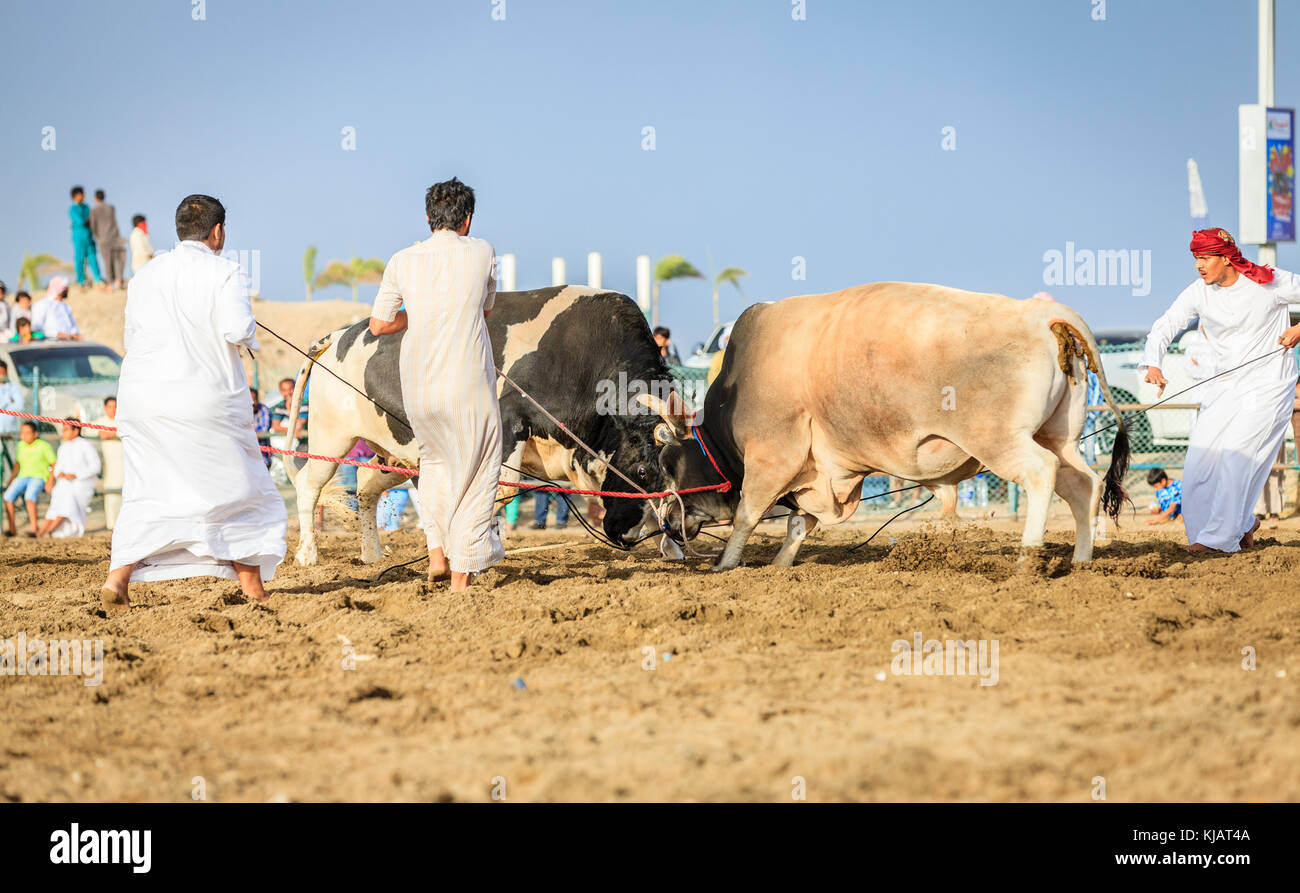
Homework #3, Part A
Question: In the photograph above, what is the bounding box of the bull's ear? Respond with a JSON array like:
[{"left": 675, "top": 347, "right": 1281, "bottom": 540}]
[
  {"left": 654, "top": 422, "right": 675, "bottom": 445},
  {"left": 634, "top": 391, "right": 689, "bottom": 437}
]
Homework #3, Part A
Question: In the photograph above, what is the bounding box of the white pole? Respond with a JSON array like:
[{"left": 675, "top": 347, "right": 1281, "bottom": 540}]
[
  {"left": 1260, "top": 0, "right": 1277, "bottom": 267},
  {"left": 551, "top": 257, "right": 566, "bottom": 287},
  {"left": 500, "top": 253, "right": 517, "bottom": 292},
  {"left": 587, "top": 252, "right": 602, "bottom": 289},
  {"left": 635, "top": 255, "right": 651, "bottom": 313}
]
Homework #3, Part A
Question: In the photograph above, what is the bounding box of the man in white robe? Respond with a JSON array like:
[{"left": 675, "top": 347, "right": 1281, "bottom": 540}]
[
  {"left": 1140, "top": 228, "right": 1300, "bottom": 552},
  {"left": 368, "top": 177, "right": 503, "bottom": 591},
  {"left": 36, "top": 420, "right": 101, "bottom": 538},
  {"left": 82, "top": 396, "right": 123, "bottom": 528},
  {"left": 101, "top": 194, "right": 286, "bottom": 611}
]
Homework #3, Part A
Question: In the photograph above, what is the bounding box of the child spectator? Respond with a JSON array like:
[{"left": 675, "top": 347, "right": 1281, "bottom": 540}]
[
  {"left": 9, "top": 317, "right": 45, "bottom": 343},
  {"left": 4, "top": 421, "right": 55, "bottom": 537},
  {"left": 36, "top": 419, "right": 101, "bottom": 538},
  {"left": 1147, "top": 468, "right": 1183, "bottom": 525},
  {"left": 12, "top": 292, "right": 33, "bottom": 325}
]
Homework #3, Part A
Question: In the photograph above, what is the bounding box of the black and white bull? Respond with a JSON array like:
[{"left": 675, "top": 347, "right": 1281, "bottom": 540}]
[{"left": 284, "top": 285, "right": 674, "bottom": 566}]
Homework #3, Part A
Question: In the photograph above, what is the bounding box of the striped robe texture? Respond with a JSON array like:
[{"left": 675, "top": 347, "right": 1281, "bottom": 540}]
[{"left": 371, "top": 231, "right": 504, "bottom": 573}]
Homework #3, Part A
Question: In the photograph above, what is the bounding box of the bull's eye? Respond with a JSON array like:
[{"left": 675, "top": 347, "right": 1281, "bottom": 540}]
[{"left": 637, "top": 464, "right": 648, "bottom": 479}]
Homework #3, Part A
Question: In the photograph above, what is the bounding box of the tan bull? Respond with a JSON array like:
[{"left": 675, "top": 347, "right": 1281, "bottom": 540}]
[{"left": 645, "top": 282, "right": 1131, "bottom": 571}]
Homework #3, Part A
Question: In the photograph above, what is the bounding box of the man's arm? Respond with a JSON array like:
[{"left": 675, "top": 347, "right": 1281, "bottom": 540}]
[
  {"left": 369, "top": 309, "right": 407, "bottom": 336},
  {"left": 216, "top": 267, "right": 258, "bottom": 349},
  {"left": 368, "top": 255, "right": 405, "bottom": 336},
  {"left": 1138, "top": 283, "right": 1200, "bottom": 397}
]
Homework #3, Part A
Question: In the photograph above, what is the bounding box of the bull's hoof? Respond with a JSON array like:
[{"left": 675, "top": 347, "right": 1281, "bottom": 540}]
[
  {"left": 295, "top": 545, "right": 318, "bottom": 567},
  {"left": 1015, "top": 546, "right": 1050, "bottom": 577},
  {"left": 710, "top": 560, "right": 741, "bottom": 573}
]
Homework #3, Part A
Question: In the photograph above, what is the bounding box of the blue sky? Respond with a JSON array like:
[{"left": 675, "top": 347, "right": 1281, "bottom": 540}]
[{"left": 2, "top": 0, "right": 1297, "bottom": 349}]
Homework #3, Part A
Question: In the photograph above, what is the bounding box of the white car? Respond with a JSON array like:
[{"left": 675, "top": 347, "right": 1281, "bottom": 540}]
[{"left": 0, "top": 339, "right": 122, "bottom": 424}]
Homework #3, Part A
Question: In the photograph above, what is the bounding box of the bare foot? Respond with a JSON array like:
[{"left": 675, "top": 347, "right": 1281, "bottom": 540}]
[
  {"left": 427, "top": 549, "right": 450, "bottom": 581},
  {"left": 1240, "top": 518, "right": 1261, "bottom": 549},
  {"left": 101, "top": 583, "right": 130, "bottom": 613},
  {"left": 449, "top": 572, "right": 475, "bottom": 593},
  {"left": 1186, "top": 543, "right": 1217, "bottom": 552}
]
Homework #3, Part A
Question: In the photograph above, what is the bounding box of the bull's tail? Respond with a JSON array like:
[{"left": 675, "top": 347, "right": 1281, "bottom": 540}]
[
  {"left": 1049, "top": 318, "right": 1131, "bottom": 521},
  {"left": 280, "top": 331, "right": 335, "bottom": 490}
]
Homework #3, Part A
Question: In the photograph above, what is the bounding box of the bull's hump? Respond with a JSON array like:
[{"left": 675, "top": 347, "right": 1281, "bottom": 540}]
[{"left": 496, "top": 287, "right": 589, "bottom": 394}]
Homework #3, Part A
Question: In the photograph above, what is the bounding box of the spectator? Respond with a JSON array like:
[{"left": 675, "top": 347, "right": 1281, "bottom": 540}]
[
  {"left": 90, "top": 190, "right": 126, "bottom": 290},
  {"left": 1254, "top": 443, "right": 1286, "bottom": 525},
  {"left": 83, "top": 396, "right": 123, "bottom": 529},
  {"left": 0, "top": 360, "right": 24, "bottom": 476},
  {"left": 1146, "top": 468, "right": 1183, "bottom": 525},
  {"left": 13, "top": 292, "right": 32, "bottom": 325},
  {"left": 69, "top": 186, "right": 106, "bottom": 289},
  {"left": 31, "top": 276, "right": 81, "bottom": 340},
  {"left": 129, "top": 214, "right": 154, "bottom": 275},
  {"left": 377, "top": 481, "right": 424, "bottom": 531},
  {"left": 271, "top": 377, "right": 308, "bottom": 448},
  {"left": 653, "top": 326, "right": 681, "bottom": 365},
  {"left": 3, "top": 421, "right": 55, "bottom": 537},
  {"left": 0, "top": 281, "right": 9, "bottom": 335},
  {"left": 9, "top": 318, "right": 45, "bottom": 344},
  {"left": 35, "top": 418, "right": 101, "bottom": 538},
  {"left": 1081, "top": 368, "right": 1104, "bottom": 467},
  {"left": 251, "top": 387, "right": 273, "bottom": 468},
  {"left": 336, "top": 439, "right": 374, "bottom": 512},
  {"left": 532, "top": 487, "right": 569, "bottom": 530}
]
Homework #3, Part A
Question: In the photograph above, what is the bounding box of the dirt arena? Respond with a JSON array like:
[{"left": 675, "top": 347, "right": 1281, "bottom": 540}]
[{"left": 2, "top": 505, "right": 1297, "bottom": 803}]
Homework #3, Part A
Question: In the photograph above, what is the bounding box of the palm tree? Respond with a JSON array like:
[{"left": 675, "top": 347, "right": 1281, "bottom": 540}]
[
  {"left": 313, "top": 256, "right": 385, "bottom": 301},
  {"left": 17, "top": 253, "right": 72, "bottom": 293},
  {"left": 712, "top": 266, "right": 747, "bottom": 329},
  {"left": 652, "top": 254, "right": 702, "bottom": 329},
  {"left": 348, "top": 256, "right": 385, "bottom": 302},
  {"left": 303, "top": 245, "right": 317, "bottom": 302}
]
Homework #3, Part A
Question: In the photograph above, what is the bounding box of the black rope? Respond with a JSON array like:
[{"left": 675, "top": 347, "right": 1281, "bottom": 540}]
[
  {"left": 257, "top": 321, "right": 415, "bottom": 433},
  {"left": 848, "top": 495, "right": 936, "bottom": 553},
  {"left": 1081, "top": 345, "right": 1290, "bottom": 440}
]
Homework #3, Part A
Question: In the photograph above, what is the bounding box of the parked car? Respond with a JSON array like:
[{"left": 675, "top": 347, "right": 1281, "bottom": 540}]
[{"left": 0, "top": 339, "right": 122, "bottom": 424}]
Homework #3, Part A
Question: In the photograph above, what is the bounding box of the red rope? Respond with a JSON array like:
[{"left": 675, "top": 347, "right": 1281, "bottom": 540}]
[{"left": 0, "top": 407, "right": 728, "bottom": 500}]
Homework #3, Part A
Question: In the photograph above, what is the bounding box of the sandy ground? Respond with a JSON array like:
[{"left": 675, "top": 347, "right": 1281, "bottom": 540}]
[
  {"left": 1, "top": 498, "right": 1297, "bottom": 803},
  {"left": 8, "top": 287, "right": 1293, "bottom": 801}
]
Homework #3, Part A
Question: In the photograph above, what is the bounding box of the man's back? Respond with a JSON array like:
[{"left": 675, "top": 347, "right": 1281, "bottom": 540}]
[
  {"left": 90, "top": 203, "right": 119, "bottom": 243},
  {"left": 120, "top": 242, "right": 255, "bottom": 403}
]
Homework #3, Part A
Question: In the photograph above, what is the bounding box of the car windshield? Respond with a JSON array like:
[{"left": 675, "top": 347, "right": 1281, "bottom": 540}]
[{"left": 8, "top": 345, "right": 122, "bottom": 385}]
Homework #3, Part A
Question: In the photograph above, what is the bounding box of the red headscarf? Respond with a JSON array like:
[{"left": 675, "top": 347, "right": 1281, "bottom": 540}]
[{"left": 1189, "top": 228, "right": 1274, "bottom": 284}]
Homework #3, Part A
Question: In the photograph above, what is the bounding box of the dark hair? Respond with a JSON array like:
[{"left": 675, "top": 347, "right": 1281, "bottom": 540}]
[
  {"left": 0, "top": 281, "right": 6, "bottom": 293},
  {"left": 425, "top": 177, "right": 475, "bottom": 232},
  {"left": 132, "top": 214, "right": 146, "bottom": 227},
  {"left": 70, "top": 185, "right": 84, "bottom": 199},
  {"left": 15, "top": 291, "right": 30, "bottom": 302},
  {"left": 104, "top": 396, "right": 116, "bottom": 406},
  {"left": 279, "top": 378, "right": 294, "bottom": 388},
  {"left": 175, "top": 194, "right": 226, "bottom": 242},
  {"left": 16, "top": 317, "right": 31, "bottom": 329},
  {"left": 63, "top": 416, "right": 81, "bottom": 435},
  {"left": 20, "top": 421, "right": 36, "bottom": 433},
  {"left": 653, "top": 327, "right": 670, "bottom": 339},
  {"left": 0, "top": 360, "right": 7, "bottom": 372},
  {"left": 94, "top": 189, "right": 105, "bottom": 201},
  {"left": 1146, "top": 468, "right": 1168, "bottom": 486}
]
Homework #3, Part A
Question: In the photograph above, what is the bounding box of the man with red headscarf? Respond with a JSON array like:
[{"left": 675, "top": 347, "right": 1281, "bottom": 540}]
[{"left": 1140, "top": 228, "right": 1300, "bottom": 552}]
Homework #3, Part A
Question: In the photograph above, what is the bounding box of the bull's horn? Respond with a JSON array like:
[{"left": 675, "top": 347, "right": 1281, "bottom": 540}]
[{"left": 634, "top": 391, "right": 688, "bottom": 435}]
